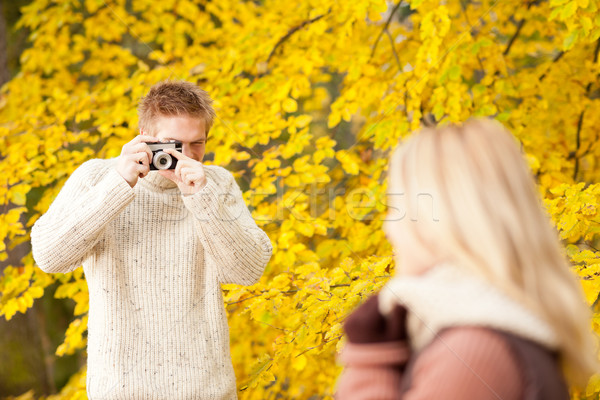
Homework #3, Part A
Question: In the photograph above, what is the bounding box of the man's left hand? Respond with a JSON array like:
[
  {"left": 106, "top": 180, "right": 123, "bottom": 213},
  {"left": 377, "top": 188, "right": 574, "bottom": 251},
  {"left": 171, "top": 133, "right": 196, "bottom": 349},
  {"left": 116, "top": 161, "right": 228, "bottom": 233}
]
[{"left": 159, "top": 149, "right": 207, "bottom": 195}]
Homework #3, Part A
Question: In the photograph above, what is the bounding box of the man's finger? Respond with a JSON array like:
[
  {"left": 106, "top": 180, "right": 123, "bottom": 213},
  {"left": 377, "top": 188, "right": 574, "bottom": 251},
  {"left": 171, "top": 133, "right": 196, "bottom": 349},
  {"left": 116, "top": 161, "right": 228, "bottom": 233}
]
[
  {"left": 180, "top": 166, "right": 195, "bottom": 177},
  {"left": 130, "top": 142, "right": 148, "bottom": 153},
  {"left": 130, "top": 142, "right": 153, "bottom": 166},
  {"left": 174, "top": 158, "right": 184, "bottom": 181},
  {"left": 133, "top": 134, "right": 160, "bottom": 144},
  {"left": 139, "top": 152, "right": 150, "bottom": 166},
  {"left": 146, "top": 149, "right": 153, "bottom": 166},
  {"left": 185, "top": 173, "right": 205, "bottom": 185},
  {"left": 129, "top": 150, "right": 148, "bottom": 166},
  {"left": 128, "top": 143, "right": 154, "bottom": 167},
  {"left": 184, "top": 173, "right": 203, "bottom": 186},
  {"left": 176, "top": 159, "right": 196, "bottom": 174},
  {"left": 135, "top": 162, "right": 149, "bottom": 177},
  {"left": 158, "top": 169, "right": 178, "bottom": 182},
  {"left": 164, "top": 148, "right": 190, "bottom": 160}
]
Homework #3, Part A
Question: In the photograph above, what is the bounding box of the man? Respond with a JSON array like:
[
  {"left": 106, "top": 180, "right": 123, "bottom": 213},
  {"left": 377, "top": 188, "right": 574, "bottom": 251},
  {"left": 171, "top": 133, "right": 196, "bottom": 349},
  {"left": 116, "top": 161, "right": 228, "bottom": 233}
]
[{"left": 31, "top": 80, "right": 273, "bottom": 399}]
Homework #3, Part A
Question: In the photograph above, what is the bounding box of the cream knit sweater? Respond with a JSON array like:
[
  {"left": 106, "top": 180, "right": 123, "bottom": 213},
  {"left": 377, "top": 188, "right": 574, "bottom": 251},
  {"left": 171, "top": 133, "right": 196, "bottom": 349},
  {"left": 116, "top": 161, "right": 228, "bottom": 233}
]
[{"left": 31, "top": 158, "right": 273, "bottom": 400}]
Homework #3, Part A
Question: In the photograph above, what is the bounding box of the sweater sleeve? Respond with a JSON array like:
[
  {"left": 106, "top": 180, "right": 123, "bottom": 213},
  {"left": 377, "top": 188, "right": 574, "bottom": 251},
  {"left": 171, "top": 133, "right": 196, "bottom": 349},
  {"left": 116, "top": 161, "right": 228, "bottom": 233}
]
[
  {"left": 181, "top": 165, "right": 272, "bottom": 286},
  {"left": 31, "top": 159, "right": 136, "bottom": 274},
  {"left": 336, "top": 294, "right": 410, "bottom": 399},
  {"left": 336, "top": 341, "right": 410, "bottom": 400},
  {"left": 336, "top": 299, "right": 524, "bottom": 400}
]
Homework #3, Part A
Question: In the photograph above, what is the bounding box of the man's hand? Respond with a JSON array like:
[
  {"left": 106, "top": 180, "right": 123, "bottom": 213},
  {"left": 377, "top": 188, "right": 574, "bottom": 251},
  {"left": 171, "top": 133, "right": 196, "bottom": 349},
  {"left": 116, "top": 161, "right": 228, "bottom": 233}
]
[
  {"left": 115, "top": 135, "right": 159, "bottom": 188},
  {"left": 159, "top": 148, "right": 207, "bottom": 195}
]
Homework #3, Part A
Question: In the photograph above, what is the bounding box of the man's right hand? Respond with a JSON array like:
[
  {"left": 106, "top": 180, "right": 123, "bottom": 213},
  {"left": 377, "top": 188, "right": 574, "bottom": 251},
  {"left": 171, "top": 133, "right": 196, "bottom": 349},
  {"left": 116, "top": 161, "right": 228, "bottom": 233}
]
[{"left": 115, "top": 135, "right": 159, "bottom": 188}]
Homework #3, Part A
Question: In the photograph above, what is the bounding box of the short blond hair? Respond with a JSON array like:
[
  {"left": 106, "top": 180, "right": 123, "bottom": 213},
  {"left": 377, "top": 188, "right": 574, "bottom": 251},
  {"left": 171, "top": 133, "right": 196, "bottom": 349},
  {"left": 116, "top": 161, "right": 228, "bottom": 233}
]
[
  {"left": 138, "top": 80, "right": 216, "bottom": 136},
  {"left": 386, "top": 118, "right": 598, "bottom": 387}
]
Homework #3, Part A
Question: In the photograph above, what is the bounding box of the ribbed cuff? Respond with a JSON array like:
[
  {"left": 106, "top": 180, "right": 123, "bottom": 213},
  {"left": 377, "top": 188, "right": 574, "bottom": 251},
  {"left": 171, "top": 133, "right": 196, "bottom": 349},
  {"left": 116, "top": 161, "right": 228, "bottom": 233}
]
[
  {"left": 106, "top": 167, "right": 136, "bottom": 200},
  {"left": 180, "top": 179, "right": 224, "bottom": 223},
  {"left": 336, "top": 367, "right": 403, "bottom": 400},
  {"left": 336, "top": 342, "right": 406, "bottom": 400}
]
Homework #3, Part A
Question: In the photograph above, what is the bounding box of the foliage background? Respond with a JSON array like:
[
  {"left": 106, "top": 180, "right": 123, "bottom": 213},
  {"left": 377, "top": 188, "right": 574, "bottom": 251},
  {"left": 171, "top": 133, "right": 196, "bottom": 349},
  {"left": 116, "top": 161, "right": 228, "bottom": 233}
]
[{"left": 1, "top": 0, "right": 600, "bottom": 398}]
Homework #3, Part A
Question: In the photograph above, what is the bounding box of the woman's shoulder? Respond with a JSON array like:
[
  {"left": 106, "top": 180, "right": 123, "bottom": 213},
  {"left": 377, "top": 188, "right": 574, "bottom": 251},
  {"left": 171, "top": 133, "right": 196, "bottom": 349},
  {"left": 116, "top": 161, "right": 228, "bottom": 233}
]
[
  {"left": 420, "top": 326, "right": 521, "bottom": 371},
  {"left": 407, "top": 326, "right": 568, "bottom": 400},
  {"left": 405, "top": 327, "right": 522, "bottom": 399}
]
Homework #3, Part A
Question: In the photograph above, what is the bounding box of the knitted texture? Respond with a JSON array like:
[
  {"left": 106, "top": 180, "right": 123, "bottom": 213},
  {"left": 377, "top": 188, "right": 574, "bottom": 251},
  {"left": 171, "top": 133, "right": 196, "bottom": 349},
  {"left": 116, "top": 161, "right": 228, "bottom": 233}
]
[
  {"left": 336, "top": 263, "right": 567, "bottom": 399},
  {"left": 336, "top": 341, "right": 408, "bottom": 400},
  {"left": 336, "top": 328, "right": 524, "bottom": 400},
  {"left": 31, "top": 159, "right": 273, "bottom": 400},
  {"left": 378, "top": 263, "right": 559, "bottom": 352},
  {"left": 343, "top": 295, "right": 408, "bottom": 344}
]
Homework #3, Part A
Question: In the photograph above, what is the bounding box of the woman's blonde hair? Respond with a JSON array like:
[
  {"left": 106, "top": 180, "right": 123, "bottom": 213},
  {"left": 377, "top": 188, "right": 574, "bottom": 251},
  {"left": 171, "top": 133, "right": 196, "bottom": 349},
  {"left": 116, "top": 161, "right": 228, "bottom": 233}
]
[{"left": 387, "top": 118, "right": 598, "bottom": 387}]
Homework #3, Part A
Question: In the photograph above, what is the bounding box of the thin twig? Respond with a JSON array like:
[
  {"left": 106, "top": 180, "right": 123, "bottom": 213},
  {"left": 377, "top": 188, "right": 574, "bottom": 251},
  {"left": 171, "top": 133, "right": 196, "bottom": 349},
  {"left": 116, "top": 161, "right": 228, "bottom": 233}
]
[
  {"left": 593, "top": 38, "right": 600, "bottom": 64},
  {"left": 385, "top": 28, "right": 402, "bottom": 69},
  {"left": 459, "top": 1, "right": 485, "bottom": 71},
  {"left": 504, "top": 0, "right": 539, "bottom": 56},
  {"left": 225, "top": 283, "right": 355, "bottom": 306},
  {"left": 370, "top": 1, "right": 403, "bottom": 60},
  {"left": 572, "top": 39, "right": 600, "bottom": 181},
  {"left": 504, "top": 18, "right": 525, "bottom": 56},
  {"left": 573, "top": 111, "right": 585, "bottom": 181},
  {"left": 295, "top": 334, "right": 343, "bottom": 358},
  {"left": 583, "top": 242, "right": 600, "bottom": 252},
  {"left": 539, "top": 51, "right": 564, "bottom": 81},
  {"left": 226, "top": 293, "right": 264, "bottom": 306},
  {"left": 265, "top": 12, "right": 329, "bottom": 66}
]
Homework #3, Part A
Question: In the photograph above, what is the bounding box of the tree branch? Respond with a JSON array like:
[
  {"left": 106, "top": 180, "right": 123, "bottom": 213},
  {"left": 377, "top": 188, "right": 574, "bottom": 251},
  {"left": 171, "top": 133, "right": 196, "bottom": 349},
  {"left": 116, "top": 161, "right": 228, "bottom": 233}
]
[
  {"left": 583, "top": 241, "right": 600, "bottom": 252},
  {"left": 573, "top": 110, "right": 584, "bottom": 181},
  {"left": 459, "top": 2, "right": 485, "bottom": 71},
  {"left": 572, "top": 39, "right": 600, "bottom": 181},
  {"left": 225, "top": 283, "right": 355, "bottom": 306},
  {"left": 370, "top": 1, "right": 403, "bottom": 60},
  {"left": 539, "top": 51, "right": 564, "bottom": 82},
  {"left": 0, "top": 0, "right": 10, "bottom": 86},
  {"left": 265, "top": 12, "right": 329, "bottom": 66},
  {"left": 593, "top": 38, "right": 600, "bottom": 64},
  {"left": 503, "top": 0, "right": 539, "bottom": 56},
  {"left": 504, "top": 18, "right": 525, "bottom": 56},
  {"left": 385, "top": 27, "right": 402, "bottom": 70}
]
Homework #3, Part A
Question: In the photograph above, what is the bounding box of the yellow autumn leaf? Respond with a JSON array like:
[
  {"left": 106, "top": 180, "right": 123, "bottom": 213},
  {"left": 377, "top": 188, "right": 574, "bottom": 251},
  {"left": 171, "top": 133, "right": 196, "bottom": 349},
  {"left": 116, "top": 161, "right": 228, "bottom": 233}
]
[
  {"left": 336, "top": 151, "right": 360, "bottom": 175},
  {"left": 2, "top": 299, "right": 19, "bottom": 321},
  {"left": 282, "top": 98, "right": 298, "bottom": 113},
  {"left": 581, "top": 279, "right": 600, "bottom": 306},
  {"left": 4, "top": 0, "right": 600, "bottom": 398},
  {"left": 9, "top": 183, "right": 31, "bottom": 206},
  {"left": 292, "top": 354, "right": 307, "bottom": 371},
  {"left": 28, "top": 286, "right": 44, "bottom": 299}
]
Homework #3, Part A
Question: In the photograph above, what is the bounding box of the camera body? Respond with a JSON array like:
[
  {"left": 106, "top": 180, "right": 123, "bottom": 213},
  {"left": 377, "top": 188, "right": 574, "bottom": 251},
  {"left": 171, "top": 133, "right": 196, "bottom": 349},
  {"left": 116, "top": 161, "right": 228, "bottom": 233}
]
[{"left": 147, "top": 141, "right": 182, "bottom": 170}]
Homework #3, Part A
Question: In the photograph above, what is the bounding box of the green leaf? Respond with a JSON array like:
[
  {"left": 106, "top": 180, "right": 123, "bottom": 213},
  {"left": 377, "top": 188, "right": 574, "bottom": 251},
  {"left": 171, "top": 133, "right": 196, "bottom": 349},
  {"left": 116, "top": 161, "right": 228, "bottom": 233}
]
[
  {"left": 563, "top": 30, "right": 579, "bottom": 50},
  {"left": 560, "top": 1, "right": 577, "bottom": 19}
]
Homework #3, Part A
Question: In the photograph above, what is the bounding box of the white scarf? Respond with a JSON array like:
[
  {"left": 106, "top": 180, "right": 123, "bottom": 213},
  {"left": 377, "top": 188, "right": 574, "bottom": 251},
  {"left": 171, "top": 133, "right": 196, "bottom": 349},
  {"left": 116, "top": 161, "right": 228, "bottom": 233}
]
[{"left": 378, "top": 263, "right": 559, "bottom": 352}]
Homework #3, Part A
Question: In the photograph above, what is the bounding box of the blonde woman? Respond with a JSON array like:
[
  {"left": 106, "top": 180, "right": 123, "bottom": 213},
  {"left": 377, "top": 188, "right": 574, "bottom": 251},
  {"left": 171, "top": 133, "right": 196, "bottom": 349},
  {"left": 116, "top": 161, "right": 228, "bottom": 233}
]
[{"left": 336, "top": 119, "right": 598, "bottom": 399}]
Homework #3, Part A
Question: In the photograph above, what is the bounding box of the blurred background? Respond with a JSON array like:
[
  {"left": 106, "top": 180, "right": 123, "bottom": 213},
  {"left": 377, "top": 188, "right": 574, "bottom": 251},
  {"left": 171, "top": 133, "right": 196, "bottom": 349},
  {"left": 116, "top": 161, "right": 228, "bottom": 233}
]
[
  {"left": 1, "top": 1, "right": 83, "bottom": 396},
  {"left": 1, "top": 0, "right": 599, "bottom": 398}
]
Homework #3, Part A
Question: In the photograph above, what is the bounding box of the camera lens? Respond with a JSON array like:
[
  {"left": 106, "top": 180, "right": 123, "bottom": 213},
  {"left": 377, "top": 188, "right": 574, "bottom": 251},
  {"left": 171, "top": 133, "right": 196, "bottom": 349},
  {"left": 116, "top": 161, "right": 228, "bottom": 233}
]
[{"left": 153, "top": 151, "right": 172, "bottom": 170}]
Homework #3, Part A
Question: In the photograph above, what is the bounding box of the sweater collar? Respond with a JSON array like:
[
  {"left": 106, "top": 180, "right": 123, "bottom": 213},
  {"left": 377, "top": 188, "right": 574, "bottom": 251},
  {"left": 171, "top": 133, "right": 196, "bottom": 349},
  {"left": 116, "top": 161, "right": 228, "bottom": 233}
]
[
  {"left": 139, "top": 171, "right": 179, "bottom": 190},
  {"left": 378, "top": 263, "right": 559, "bottom": 352}
]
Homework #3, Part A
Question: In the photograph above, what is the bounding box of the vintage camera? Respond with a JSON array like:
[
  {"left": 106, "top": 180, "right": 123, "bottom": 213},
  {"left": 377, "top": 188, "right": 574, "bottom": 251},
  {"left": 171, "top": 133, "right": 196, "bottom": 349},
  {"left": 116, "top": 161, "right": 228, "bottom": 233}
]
[{"left": 146, "top": 141, "right": 182, "bottom": 170}]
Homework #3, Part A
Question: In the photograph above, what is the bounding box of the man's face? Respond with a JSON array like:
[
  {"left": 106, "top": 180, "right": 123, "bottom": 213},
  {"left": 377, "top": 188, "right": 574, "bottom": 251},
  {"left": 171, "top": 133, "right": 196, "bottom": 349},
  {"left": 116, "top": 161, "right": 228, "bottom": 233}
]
[{"left": 152, "top": 115, "right": 207, "bottom": 162}]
